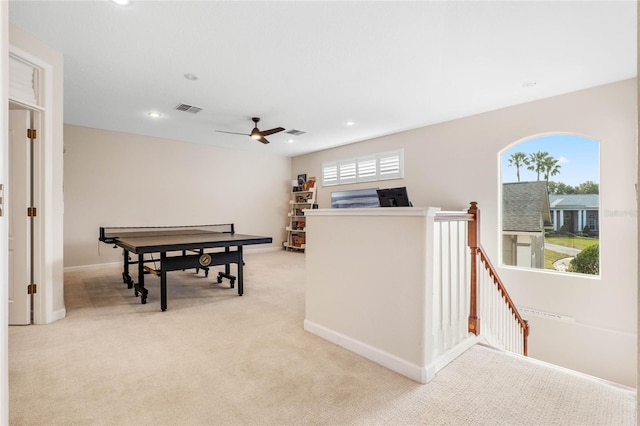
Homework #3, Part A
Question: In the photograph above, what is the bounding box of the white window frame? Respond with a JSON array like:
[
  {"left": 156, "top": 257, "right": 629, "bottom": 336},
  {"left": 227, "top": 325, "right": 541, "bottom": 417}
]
[{"left": 322, "top": 149, "right": 404, "bottom": 187}]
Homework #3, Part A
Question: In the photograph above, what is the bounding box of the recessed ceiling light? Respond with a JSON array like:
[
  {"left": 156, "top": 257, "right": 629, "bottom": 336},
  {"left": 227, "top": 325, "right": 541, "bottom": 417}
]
[
  {"left": 345, "top": 121, "right": 355, "bottom": 126},
  {"left": 184, "top": 73, "right": 198, "bottom": 81},
  {"left": 288, "top": 139, "right": 295, "bottom": 144},
  {"left": 147, "top": 111, "right": 162, "bottom": 118},
  {"left": 110, "top": 0, "right": 131, "bottom": 6}
]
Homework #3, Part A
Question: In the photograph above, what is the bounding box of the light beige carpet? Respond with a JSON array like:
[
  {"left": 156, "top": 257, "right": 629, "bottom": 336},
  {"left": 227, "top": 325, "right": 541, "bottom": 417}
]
[{"left": 9, "top": 250, "right": 637, "bottom": 425}]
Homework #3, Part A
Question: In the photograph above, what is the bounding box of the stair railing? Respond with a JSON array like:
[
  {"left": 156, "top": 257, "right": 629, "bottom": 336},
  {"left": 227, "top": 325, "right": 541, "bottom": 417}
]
[{"left": 467, "top": 202, "right": 530, "bottom": 356}]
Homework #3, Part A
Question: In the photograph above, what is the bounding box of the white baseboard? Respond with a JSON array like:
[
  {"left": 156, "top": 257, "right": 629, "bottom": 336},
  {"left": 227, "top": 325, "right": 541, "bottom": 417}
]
[
  {"left": 64, "top": 262, "right": 121, "bottom": 272},
  {"left": 64, "top": 246, "right": 281, "bottom": 272},
  {"left": 244, "top": 246, "right": 281, "bottom": 254},
  {"left": 428, "top": 335, "right": 479, "bottom": 375},
  {"left": 479, "top": 343, "right": 637, "bottom": 392},
  {"left": 35, "top": 307, "right": 66, "bottom": 324},
  {"left": 51, "top": 308, "right": 66, "bottom": 323},
  {"left": 303, "top": 319, "right": 430, "bottom": 384}
]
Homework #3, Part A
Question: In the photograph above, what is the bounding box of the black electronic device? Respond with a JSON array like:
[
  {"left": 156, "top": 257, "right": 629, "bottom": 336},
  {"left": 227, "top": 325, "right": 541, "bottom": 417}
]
[
  {"left": 376, "top": 187, "right": 412, "bottom": 207},
  {"left": 331, "top": 188, "right": 380, "bottom": 208}
]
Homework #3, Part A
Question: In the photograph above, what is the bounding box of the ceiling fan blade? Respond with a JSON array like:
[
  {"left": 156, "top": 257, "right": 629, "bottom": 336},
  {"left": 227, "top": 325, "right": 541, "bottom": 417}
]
[
  {"left": 215, "top": 130, "right": 249, "bottom": 136},
  {"left": 260, "top": 127, "right": 285, "bottom": 137},
  {"left": 217, "top": 118, "right": 278, "bottom": 145}
]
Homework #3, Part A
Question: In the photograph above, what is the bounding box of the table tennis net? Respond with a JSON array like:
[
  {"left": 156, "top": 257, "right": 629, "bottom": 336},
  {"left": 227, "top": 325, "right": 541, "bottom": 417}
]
[{"left": 100, "top": 224, "right": 234, "bottom": 241}]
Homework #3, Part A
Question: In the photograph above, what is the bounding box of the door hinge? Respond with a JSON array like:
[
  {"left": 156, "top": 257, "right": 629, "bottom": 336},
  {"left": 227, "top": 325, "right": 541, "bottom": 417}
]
[
  {"left": 27, "top": 284, "right": 37, "bottom": 295},
  {"left": 27, "top": 129, "right": 37, "bottom": 139},
  {"left": 27, "top": 207, "right": 37, "bottom": 217}
]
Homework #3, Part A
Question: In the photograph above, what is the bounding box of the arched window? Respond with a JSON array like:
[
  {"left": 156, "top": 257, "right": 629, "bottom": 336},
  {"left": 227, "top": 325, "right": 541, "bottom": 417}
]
[{"left": 500, "top": 134, "right": 600, "bottom": 276}]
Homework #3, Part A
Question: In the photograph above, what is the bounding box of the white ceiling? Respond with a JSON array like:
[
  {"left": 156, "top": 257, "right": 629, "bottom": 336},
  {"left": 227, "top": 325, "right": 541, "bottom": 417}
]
[{"left": 8, "top": 1, "right": 637, "bottom": 157}]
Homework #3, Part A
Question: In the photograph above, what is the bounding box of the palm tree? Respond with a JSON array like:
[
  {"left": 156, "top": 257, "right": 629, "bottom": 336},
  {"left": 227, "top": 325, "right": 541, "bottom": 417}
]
[
  {"left": 507, "top": 152, "right": 529, "bottom": 182},
  {"left": 542, "top": 156, "right": 561, "bottom": 182},
  {"left": 527, "top": 151, "right": 549, "bottom": 181}
]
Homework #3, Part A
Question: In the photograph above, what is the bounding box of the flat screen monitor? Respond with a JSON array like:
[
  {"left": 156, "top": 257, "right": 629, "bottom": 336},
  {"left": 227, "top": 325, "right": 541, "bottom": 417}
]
[
  {"left": 331, "top": 188, "right": 380, "bottom": 208},
  {"left": 376, "top": 187, "right": 412, "bottom": 207}
]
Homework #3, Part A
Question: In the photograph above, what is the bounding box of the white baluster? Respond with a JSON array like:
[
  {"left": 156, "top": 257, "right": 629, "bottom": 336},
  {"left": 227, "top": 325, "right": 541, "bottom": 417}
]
[
  {"left": 442, "top": 222, "right": 452, "bottom": 350},
  {"left": 433, "top": 222, "right": 443, "bottom": 356}
]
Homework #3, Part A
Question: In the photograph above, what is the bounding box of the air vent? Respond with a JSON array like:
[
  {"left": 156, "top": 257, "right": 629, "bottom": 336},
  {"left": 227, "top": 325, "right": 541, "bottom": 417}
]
[
  {"left": 286, "top": 129, "right": 306, "bottom": 136},
  {"left": 175, "top": 103, "right": 203, "bottom": 114}
]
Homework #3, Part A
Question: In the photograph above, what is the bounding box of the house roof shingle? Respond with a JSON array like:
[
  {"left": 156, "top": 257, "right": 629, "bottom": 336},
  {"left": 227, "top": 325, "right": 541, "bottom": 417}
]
[
  {"left": 502, "top": 181, "right": 552, "bottom": 232},
  {"left": 549, "top": 194, "right": 599, "bottom": 209}
]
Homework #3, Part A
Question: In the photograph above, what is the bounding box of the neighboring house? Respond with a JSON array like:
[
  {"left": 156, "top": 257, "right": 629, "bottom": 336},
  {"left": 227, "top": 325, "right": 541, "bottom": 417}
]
[
  {"left": 549, "top": 194, "right": 599, "bottom": 236},
  {"left": 502, "top": 181, "right": 552, "bottom": 269}
]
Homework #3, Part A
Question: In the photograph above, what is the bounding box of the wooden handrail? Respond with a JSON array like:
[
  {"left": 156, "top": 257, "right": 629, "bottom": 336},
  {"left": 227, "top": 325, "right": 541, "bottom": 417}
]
[
  {"left": 477, "top": 245, "right": 530, "bottom": 354},
  {"left": 467, "top": 201, "right": 529, "bottom": 356}
]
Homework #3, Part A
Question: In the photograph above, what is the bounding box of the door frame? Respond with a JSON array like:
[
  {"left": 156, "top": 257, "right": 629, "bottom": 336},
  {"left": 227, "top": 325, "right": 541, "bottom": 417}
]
[
  {"left": 8, "top": 45, "right": 54, "bottom": 325},
  {"left": 2, "top": 4, "right": 10, "bottom": 422}
]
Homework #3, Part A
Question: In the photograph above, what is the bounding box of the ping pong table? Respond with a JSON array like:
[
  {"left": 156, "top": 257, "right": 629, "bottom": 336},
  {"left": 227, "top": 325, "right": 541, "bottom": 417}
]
[{"left": 99, "top": 224, "right": 272, "bottom": 311}]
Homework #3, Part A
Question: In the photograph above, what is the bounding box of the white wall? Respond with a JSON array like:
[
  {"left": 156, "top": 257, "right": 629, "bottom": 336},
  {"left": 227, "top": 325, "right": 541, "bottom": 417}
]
[
  {"left": 305, "top": 209, "right": 433, "bottom": 383},
  {"left": 63, "top": 125, "right": 292, "bottom": 267},
  {"left": 292, "top": 79, "right": 637, "bottom": 387}
]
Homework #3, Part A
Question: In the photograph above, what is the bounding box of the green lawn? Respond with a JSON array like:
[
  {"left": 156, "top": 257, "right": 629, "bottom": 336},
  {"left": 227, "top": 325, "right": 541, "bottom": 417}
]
[
  {"left": 544, "top": 249, "right": 570, "bottom": 270},
  {"left": 544, "top": 235, "right": 599, "bottom": 271},
  {"left": 545, "top": 235, "right": 599, "bottom": 250}
]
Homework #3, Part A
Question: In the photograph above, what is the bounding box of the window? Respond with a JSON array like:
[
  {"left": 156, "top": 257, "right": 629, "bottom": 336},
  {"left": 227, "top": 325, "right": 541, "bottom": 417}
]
[
  {"left": 322, "top": 150, "right": 404, "bottom": 186},
  {"left": 500, "top": 134, "right": 599, "bottom": 276}
]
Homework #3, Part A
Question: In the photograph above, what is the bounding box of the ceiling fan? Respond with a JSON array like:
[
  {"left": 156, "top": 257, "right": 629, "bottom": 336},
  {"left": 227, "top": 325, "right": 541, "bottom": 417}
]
[{"left": 215, "top": 117, "right": 285, "bottom": 144}]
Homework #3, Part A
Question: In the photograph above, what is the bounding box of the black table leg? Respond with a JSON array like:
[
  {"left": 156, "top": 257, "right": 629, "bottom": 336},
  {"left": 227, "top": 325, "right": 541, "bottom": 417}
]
[
  {"left": 216, "top": 247, "right": 237, "bottom": 288},
  {"left": 160, "top": 252, "right": 167, "bottom": 311},
  {"left": 199, "top": 248, "right": 209, "bottom": 277},
  {"left": 224, "top": 247, "right": 231, "bottom": 277},
  {"left": 122, "top": 249, "right": 133, "bottom": 288},
  {"left": 134, "top": 253, "right": 148, "bottom": 304},
  {"left": 237, "top": 246, "right": 243, "bottom": 296}
]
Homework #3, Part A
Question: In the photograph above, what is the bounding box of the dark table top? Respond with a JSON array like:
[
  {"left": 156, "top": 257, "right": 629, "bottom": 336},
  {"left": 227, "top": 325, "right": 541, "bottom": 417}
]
[{"left": 108, "top": 230, "right": 272, "bottom": 254}]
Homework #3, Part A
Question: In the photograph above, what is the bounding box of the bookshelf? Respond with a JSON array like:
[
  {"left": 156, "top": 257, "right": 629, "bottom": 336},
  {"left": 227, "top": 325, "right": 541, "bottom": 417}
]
[{"left": 284, "top": 186, "right": 316, "bottom": 252}]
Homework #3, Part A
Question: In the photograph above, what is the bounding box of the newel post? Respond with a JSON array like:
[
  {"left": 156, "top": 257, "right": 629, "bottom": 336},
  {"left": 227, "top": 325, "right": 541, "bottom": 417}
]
[{"left": 468, "top": 201, "right": 480, "bottom": 336}]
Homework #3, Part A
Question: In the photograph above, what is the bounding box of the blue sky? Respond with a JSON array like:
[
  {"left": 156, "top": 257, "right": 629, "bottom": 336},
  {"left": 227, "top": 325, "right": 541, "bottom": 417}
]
[{"left": 501, "top": 134, "right": 599, "bottom": 186}]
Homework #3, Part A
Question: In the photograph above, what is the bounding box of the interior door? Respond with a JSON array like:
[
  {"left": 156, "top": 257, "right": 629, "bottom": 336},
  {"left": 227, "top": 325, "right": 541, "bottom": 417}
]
[{"left": 8, "top": 109, "right": 31, "bottom": 325}]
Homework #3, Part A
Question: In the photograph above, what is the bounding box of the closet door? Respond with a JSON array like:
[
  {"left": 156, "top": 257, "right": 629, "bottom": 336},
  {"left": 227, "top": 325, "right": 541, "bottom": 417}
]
[{"left": 8, "top": 109, "right": 31, "bottom": 325}]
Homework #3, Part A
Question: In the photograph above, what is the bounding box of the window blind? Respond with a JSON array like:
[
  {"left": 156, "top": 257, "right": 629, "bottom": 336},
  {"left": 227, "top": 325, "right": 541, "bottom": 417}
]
[{"left": 322, "top": 149, "right": 404, "bottom": 186}]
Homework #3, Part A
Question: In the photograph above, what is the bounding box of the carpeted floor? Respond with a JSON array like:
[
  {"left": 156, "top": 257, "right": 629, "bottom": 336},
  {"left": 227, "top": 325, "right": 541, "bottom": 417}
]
[{"left": 9, "top": 250, "right": 637, "bottom": 425}]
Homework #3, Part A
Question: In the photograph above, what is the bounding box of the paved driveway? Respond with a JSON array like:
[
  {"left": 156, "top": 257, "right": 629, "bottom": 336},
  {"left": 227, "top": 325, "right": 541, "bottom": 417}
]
[
  {"left": 545, "top": 243, "right": 581, "bottom": 256},
  {"left": 546, "top": 243, "right": 581, "bottom": 272}
]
